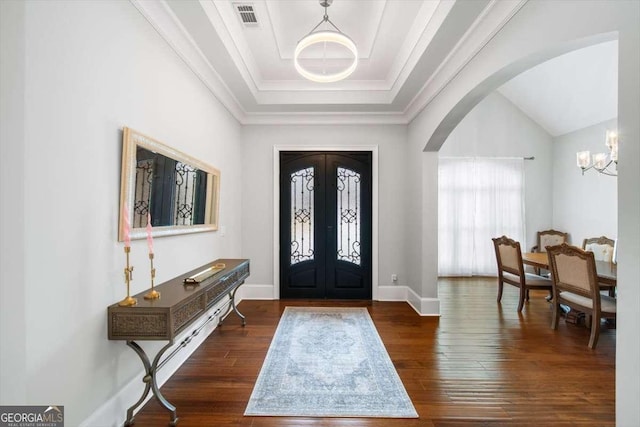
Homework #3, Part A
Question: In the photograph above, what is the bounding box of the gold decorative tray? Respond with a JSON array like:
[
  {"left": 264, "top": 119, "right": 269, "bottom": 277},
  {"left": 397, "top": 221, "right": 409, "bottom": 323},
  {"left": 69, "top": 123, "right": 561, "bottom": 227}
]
[{"left": 183, "top": 263, "right": 226, "bottom": 285}]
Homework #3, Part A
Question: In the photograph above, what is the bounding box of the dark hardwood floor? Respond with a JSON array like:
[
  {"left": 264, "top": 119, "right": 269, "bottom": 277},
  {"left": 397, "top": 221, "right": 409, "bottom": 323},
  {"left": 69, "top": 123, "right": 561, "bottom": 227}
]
[{"left": 132, "top": 277, "right": 615, "bottom": 426}]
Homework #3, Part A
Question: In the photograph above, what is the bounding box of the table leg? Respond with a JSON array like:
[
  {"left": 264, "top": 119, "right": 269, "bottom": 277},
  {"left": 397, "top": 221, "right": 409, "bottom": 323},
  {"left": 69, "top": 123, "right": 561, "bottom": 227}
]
[
  {"left": 219, "top": 284, "right": 246, "bottom": 326},
  {"left": 124, "top": 341, "right": 178, "bottom": 426}
]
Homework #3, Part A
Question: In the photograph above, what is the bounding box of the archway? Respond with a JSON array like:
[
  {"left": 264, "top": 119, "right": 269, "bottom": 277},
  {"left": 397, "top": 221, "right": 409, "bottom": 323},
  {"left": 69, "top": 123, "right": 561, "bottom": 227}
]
[
  {"left": 406, "top": 1, "right": 639, "bottom": 424},
  {"left": 424, "top": 32, "right": 616, "bottom": 153}
]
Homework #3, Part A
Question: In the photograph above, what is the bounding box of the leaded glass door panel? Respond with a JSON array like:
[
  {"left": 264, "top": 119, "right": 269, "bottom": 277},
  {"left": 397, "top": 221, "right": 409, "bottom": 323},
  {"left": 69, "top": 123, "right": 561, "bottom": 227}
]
[{"left": 280, "top": 152, "right": 371, "bottom": 299}]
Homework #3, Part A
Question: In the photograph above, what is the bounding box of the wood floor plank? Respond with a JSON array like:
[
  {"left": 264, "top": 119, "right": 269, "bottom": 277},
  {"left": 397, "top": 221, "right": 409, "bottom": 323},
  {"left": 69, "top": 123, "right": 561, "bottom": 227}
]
[{"left": 129, "top": 277, "right": 615, "bottom": 426}]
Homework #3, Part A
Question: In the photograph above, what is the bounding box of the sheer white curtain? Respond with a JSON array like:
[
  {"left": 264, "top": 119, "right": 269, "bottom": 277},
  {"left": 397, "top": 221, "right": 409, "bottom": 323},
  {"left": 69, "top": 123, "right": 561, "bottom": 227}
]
[{"left": 438, "top": 157, "right": 525, "bottom": 276}]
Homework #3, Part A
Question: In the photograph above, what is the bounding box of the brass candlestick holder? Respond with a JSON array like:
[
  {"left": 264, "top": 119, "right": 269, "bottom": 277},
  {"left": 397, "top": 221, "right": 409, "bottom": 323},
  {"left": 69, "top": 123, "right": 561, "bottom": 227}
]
[
  {"left": 118, "top": 246, "right": 137, "bottom": 306},
  {"left": 144, "top": 253, "right": 160, "bottom": 300}
]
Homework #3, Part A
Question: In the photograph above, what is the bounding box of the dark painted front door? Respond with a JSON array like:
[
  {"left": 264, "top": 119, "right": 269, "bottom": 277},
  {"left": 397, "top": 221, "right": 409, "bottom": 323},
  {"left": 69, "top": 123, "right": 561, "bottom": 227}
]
[{"left": 280, "top": 151, "right": 372, "bottom": 299}]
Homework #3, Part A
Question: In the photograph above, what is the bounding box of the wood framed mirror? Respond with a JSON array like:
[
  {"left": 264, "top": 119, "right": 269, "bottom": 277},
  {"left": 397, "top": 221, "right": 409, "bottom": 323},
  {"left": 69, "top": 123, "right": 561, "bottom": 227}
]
[{"left": 118, "top": 127, "right": 220, "bottom": 241}]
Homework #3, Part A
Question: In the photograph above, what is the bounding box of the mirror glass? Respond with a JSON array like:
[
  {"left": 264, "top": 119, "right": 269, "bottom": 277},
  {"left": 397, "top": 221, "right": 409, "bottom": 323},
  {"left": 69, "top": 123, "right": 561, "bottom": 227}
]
[{"left": 119, "top": 127, "right": 220, "bottom": 241}]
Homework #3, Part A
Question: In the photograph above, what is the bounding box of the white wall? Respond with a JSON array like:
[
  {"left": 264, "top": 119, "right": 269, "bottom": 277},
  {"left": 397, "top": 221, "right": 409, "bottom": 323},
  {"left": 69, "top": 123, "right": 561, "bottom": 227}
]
[
  {"left": 2, "top": 0, "right": 638, "bottom": 425},
  {"left": 403, "top": 127, "right": 424, "bottom": 298},
  {"left": 0, "top": 0, "right": 27, "bottom": 404},
  {"left": 406, "top": 117, "right": 436, "bottom": 308},
  {"left": 240, "top": 124, "right": 407, "bottom": 298},
  {"left": 0, "top": 1, "right": 242, "bottom": 426},
  {"left": 552, "top": 119, "right": 618, "bottom": 245},
  {"left": 616, "top": 6, "right": 640, "bottom": 424},
  {"left": 439, "top": 92, "right": 554, "bottom": 250}
]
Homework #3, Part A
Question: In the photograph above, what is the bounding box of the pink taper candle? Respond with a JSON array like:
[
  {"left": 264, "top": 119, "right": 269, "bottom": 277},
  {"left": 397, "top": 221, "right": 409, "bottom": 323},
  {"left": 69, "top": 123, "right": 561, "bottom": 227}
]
[
  {"left": 123, "top": 203, "right": 131, "bottom": 247},
  {"left": 146, "top": 213, "right": 154, "bottom": 254}
]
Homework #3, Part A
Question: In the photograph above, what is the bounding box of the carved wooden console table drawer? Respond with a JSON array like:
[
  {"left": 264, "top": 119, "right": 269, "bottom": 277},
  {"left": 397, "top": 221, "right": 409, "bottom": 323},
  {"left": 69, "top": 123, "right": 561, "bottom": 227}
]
[{"left": 108, "top": 258, "right": 249, "bottom": 426}]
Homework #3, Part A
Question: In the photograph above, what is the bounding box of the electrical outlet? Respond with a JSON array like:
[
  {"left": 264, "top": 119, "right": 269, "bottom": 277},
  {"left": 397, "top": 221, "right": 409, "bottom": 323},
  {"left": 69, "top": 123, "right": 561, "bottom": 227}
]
[{"left": 391, "top": 274, "right": 398, "bottom": 283}]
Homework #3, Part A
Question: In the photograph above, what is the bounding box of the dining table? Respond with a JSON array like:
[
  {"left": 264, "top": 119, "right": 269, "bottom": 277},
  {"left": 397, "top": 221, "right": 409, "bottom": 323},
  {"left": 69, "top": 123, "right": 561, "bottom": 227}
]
[{"left": 522, "top": 252, "right": 617, "bottom": 288}]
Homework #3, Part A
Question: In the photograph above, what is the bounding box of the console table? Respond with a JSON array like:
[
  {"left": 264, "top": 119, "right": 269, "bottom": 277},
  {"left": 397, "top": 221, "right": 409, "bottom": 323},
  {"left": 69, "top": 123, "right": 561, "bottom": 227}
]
[{"left": 108, "top": 258, "right": 250, "bottom": 426}]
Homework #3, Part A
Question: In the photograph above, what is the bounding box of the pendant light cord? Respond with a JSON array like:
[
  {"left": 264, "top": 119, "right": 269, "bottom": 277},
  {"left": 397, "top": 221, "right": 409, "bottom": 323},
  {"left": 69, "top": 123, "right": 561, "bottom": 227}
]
[{"left": 304, "top": 4, "right": 343, "bottom": 37}]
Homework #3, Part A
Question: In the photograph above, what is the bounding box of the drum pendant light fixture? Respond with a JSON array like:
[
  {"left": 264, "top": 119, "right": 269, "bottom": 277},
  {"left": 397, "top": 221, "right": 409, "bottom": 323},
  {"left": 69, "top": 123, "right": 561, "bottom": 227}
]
[{"left": 294, "top": 0, "right": 358, "bottom": 83}]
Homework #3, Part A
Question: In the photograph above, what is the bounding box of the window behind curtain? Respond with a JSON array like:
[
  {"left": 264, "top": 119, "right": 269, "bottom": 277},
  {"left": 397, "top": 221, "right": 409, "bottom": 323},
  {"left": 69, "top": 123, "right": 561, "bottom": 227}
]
[{"left": 438, "top": 157, "right": 525, "bottom": 276}]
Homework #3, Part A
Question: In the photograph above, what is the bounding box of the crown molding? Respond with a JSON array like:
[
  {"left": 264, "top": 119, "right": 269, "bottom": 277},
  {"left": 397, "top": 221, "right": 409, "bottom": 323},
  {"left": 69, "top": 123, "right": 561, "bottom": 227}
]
[
  {"left": 253, "top": 88, "right": 392, "bottom": 105},
  {"left": 201, "top": 0, "right": 262, "bottom": 96},
  {"left": 128, "top": 0, "right": 405, "bottom": 125},
  {"left": 404, "top": 0, "right": 528, "bottom": 122},
  {"left": 130, "top": 0, "right": 526, "bottom": 126},
  {"left": 257, "top": 78, "right": 390, "bottom": 93},
  {"left": 243, "top": 112, "right": 408, "bottom": 126},
  {"left": 130, "top": 0, "right": 247, "bottom": 124},
  {"left": 193, "top": 0, "right": 442, "bottom": 95},
  {"left": 387, "top": 0, "right": 454, "bottom": 97}
]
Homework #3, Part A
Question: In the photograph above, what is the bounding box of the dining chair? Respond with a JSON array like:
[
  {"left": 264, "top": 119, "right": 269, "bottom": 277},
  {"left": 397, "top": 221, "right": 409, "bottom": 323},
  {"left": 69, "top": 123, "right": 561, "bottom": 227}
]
[
  {"left": 582, "top": 236, "right": 616, "bottom": 297},
  {"left": 531, "top": 229, "right": 569, "bottom": 275},
  {"left": 546, "top": 243, "right": 616, "bottom": 349},
  {"left": 582, "top": 236, "right": 615, "bottom": 261},
  {"left": 492, "top": 236, "right": 553, "bottom": 312}
]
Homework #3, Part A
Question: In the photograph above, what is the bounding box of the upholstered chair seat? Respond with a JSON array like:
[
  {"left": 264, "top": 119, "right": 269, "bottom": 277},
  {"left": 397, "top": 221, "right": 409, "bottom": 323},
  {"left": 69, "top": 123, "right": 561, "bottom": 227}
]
[
  {"left": 559, "top": 291, "right": 617, "bottom": 312},
  {"left": 503, "top": 272, "right": 552, "bottom": 287}
]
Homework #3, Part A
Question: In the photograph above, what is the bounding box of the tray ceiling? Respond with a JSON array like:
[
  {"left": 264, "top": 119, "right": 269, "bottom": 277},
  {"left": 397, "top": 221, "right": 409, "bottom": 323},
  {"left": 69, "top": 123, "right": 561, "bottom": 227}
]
[{"left": 133, "top": 0, "right": 616, "bottom": 130}]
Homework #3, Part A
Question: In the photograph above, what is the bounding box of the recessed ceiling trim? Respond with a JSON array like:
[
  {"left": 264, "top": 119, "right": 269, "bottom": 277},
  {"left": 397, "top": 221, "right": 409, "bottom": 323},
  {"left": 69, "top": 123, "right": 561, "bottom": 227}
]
[
  {"left": 133, "top": 0, "right": 529, "bottom": 125},
  {"left": 129, "top": 0, "right": 247, "bottom": 123},
  {"left": 201, "top": 0, "right": 263, "bottom": 94},
  {"left": 261, "top": 1, "right": 285, "bottom": 66},
  {"left": 404, "top": 0, "right": 528, "bottom": 122},
  {"left": 402, "top": 0, "right": 505, "bottom": 109},
  {"left": 254, "top": 89, "right": 391, "bottom": 105},
  {"left": 258, "top": 78, "right": 390, "bottom": 92},
  {"left": 206, "top": 0, "right": 447, "bottom": 95},
  {"left": 243, "top": 112, "right": 408, "bottom": 125},
  {"left": 386, "top": 0, "right": 451, "bottom": 96},
  {"left": 364, "top": 0, "right": 390, "bottom": 64}
]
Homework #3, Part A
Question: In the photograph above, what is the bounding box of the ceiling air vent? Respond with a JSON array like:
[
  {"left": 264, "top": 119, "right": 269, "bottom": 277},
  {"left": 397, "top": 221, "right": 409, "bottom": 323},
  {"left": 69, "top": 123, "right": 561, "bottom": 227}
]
[{"left": 235, "top": 4, "right": 259, "bottom": 27}]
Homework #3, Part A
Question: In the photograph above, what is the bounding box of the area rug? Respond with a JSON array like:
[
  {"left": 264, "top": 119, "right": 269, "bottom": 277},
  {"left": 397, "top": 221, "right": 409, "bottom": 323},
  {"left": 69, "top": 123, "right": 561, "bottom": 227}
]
[{"left": 244, "top": 307, "right": 418, "bottom": 418}]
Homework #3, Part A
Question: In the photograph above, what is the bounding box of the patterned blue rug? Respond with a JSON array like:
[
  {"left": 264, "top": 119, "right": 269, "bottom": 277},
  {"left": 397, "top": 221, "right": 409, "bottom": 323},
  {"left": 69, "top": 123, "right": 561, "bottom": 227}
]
[{"left": 244, "top": 307, "right": 418, "bottom": 418}]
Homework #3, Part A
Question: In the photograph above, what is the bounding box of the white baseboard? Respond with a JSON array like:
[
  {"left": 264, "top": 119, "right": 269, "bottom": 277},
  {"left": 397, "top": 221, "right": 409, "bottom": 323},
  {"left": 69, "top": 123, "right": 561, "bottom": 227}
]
[
  {"left": 238, "top": 284, "right": 275, "bottom": 300},
  {"left": 240, "top": 284, "right": 417, "bottom": 303},
  {"left": 238, "top": 284, "right": 436, "bottom": 315},
  {"left": 407, "top": 287, "right": 441, "bottom": 316},
  {"left": 376, "top": 285, "right": 408, "bottom": 301},
  {"left": 80, "top": 298, "right": 234, "bottom": 427}
]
